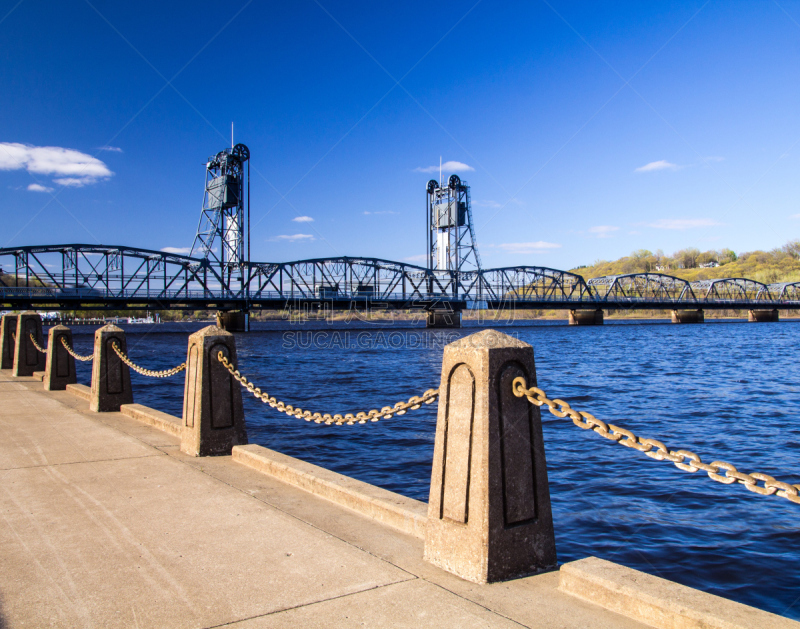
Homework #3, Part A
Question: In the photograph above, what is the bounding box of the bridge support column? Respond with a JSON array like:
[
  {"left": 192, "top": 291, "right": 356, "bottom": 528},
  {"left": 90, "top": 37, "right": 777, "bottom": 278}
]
[
  {"left": 12, "top": 312, "right": 45, "bottom": 377},
  {"left": 671, "top": 310, "right": 704, "bottom": 324},
  {"left": 44, "top": 325, "right": 77, "bottom": 391},
  {"left": 0, "top": 313, "right": 17, "bottom": 369},
  {"left": 90, "top": 324, "right": 133, "bottom": 412},
  {"left": 569, "top": 309, "right": 603, "bottom": 326},
  {"left": 181, "top": 325, "right": 248, "bottom": 456},
  {"left": 424, "top": 330, "right": 557, "bottom": 583},
  {"left": 749, "top": 309, "right": 779, "bottom": 322},
  {"left": 426, "top": 309, "right": 462, "bottom": 328},
  {"left": 216, "top": 310, "right": 249, "bottom": 332}
]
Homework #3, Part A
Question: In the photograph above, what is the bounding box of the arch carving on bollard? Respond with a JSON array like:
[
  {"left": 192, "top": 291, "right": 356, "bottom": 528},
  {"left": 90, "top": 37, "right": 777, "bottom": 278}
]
[
  {"left": 181, "top": 325, "right": 247, "bottom": 456},
  {"left": 12, "top": 312, "right": 45, "bottom": 377},
  {"left": 425, "top": 329, "right": 557, "bottom": 583}
]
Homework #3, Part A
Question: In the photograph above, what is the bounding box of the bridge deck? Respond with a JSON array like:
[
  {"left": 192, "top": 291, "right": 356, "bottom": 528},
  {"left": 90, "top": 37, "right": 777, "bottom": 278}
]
[
  {"left": 0, "top": 370, "right": 654, "bottom": 628},
  {"left": 3, "top": 245, "right": 799, "bottom": 312}
]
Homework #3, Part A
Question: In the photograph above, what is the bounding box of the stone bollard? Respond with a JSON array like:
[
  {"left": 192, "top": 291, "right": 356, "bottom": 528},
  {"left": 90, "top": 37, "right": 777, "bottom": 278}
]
[
  {"left": 424, "top": 329, "right": 557, "bottom": 583},
  {"left": 12, "top": 312, "right": 46, "bottom": 377},
  {"left": 90, "top": 324, "right": 133, "bottom": 412},
  {"left": 43, "top": 325, "right": 77, "bottom": 391},
  {"left": 181, "top": 325, "right": 248, "bottom": 456},
  {"left": 0, "top": 313, "right": 18, "bottom": 369}
]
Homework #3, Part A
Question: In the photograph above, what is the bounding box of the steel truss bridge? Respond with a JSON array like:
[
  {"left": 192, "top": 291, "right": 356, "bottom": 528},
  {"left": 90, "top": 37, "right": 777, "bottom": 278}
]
[{"left": 1, "top": 244, "right": 799, "bottom": 313}]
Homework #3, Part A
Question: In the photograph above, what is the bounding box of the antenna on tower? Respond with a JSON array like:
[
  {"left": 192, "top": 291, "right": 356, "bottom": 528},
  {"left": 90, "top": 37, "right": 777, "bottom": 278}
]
[
  {"left": 439, "top": 156, "right": 442, "bottom": 187},
  {"left": 231, "top": 122, "right": 234, "bottom": 149}
]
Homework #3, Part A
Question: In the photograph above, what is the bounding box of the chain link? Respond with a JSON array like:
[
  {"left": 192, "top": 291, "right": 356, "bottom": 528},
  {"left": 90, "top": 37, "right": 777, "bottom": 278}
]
[
  {"left": 216, "top": 351, "right": 438, "bottom": 425},
  {"left": 29, "top": 333, "right": 47, "bottom": 354},
  {"left": 110, "top": 341, "right": 186, "bottom": 378},
  {"left": 60, "top": 336, "right": 94, "bottom": 362},
  {"left": 512, "top": 376, "right": 800, "bottom": 506}
]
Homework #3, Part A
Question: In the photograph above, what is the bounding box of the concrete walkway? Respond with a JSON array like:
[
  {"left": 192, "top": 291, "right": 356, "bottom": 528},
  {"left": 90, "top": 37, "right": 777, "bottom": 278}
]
[{"left": 0, "top": 372, "right": 737, "bottom": 628}]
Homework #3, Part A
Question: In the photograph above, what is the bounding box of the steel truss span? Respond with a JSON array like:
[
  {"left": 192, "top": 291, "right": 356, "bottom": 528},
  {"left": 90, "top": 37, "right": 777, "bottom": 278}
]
[{"left": 2, "top": 245, "right": 800, "bottom": 311}]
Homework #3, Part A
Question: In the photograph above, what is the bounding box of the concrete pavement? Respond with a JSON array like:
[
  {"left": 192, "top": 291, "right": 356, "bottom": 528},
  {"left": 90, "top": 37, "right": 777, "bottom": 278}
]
[{"left": 0, "top": 370, "right": 791, "bottom": 629}]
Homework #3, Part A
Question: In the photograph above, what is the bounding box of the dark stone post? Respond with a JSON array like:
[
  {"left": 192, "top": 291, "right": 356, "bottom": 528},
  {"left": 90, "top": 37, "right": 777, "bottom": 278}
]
[
  {"left": 0, "top": 313, "right": 18, "bottom": 369},
  {"left": 424, "top": 329, "right": 557, "bottom": 583},
  {"left": 90, "top": 324, "right": 133, "bottom": 412},
  {"left": 181, "top": 325, "right": 248, "bottom": 456},
  {"left": 44, "top": 325, "right": 77, "bottom": 391},
  {"left": 12, "top": 312, "right": 45, "bottom": 376}
]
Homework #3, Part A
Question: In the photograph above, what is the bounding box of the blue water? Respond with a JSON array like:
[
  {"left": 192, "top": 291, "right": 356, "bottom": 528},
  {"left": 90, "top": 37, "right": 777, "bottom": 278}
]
[{"left": 67, "top": 318, "right": 800, "bottom": 619}]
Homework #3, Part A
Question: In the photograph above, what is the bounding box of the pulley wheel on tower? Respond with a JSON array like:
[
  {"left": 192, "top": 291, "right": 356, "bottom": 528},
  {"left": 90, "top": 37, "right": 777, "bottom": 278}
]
[
  {"left": 448, "top": 174, "right": 461, "bottom": 189},
  {"left": 427, "top": 179, "right": 439, "bottom": 193},
  {"left": 233, "top": 144, "right": 250, "bottom": 161}
]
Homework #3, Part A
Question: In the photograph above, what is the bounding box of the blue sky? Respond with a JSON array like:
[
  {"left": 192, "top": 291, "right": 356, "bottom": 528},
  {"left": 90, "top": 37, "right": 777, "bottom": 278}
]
[{"left": 1, "top": 1, "right": 799, "bottom": 270}]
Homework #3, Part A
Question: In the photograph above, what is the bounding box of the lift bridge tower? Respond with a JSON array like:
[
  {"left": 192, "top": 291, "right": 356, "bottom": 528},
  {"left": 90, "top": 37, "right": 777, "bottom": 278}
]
[
  {"left": 190, "top": 142, "right": 251, "bottom": 330},
  {"left": 425, "top": 174, "right": 481, "bottom": 327},
  {"left": 426, "top": 174, "right": 481, "bottom": 282}
]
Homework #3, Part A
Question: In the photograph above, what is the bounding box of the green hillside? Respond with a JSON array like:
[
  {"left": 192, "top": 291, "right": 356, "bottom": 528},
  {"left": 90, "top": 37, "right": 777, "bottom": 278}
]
[{"left": 570, "top": 241, "right": 800, "bottom": 285}]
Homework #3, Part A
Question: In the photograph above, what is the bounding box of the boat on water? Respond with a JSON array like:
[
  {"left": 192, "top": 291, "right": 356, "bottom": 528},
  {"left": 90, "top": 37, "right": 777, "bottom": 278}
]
[{"left": 126, "top": 314, "right": 158, "bottom": 324}]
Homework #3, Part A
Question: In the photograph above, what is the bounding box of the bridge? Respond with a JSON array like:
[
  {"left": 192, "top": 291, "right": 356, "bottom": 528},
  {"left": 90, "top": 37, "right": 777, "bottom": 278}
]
[
  {"left": 1, "top": 244, "right": 798, "bottom": 319},
  {"left": 2, "top": 143, "right": 797, "bottom": 326}
]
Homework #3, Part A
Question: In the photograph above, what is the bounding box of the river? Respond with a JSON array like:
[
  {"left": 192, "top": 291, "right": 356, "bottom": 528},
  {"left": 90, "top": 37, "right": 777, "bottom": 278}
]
[{"left": 66, "top": 317, "right": 800, "bottom": 620}]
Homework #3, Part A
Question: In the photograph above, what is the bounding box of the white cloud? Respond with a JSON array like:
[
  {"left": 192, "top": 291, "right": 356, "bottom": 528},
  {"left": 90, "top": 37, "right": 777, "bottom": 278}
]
[
  {"left": 363, "top": 210, "right": 397, "bottom": 215},
  {"left": 647, "top": 218, "right": 720, "bottom": 230},
  {"left": 496, "top": 241, "right": 561, "bottom": 255},
  {"left": 0, "top": 142, "right": 113, "bottom": 187},
  {"left": 472, "top": 198, "right": 522, "bottom": 209},
  {"left": 98, "top": 146, "right": 123, "bottom": 152},
  {"left": 161, "top": 246, "right": 192, "bottom": 255},
  {"left": 635, "top": 160, "right": 680, "bottom": 173},
  {"left": 403, "top": 254, "right": 427, "bottom": 263},
  {"left": 473, "top": 200, "right": 502, "bottom": 208},
  {"left": 292, "top": 216, "right": 314, "bottom": 222},
  {"left": 589, "top": 225, "right": 619, "bottom": 238},
  {"left": 275, "top": 234, "right": 314, "bottom": 241},
  {"left": 27, "top": 183, "right": 53, "bottom": 193},
  {"left": 414, "top": 160, "right": 474, "bottom": 174},
  {"left": 53, "top": 176, "right": 101, "bottom": 187}
]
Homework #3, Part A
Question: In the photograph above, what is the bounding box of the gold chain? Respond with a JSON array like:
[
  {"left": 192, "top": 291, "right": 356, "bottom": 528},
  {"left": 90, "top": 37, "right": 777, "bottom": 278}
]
[
  {"left": 60, "top": 336, "right": 94, "bottom": 362},
  {"left": 110, "top": 341, "right": 186, "bottom": 378},
  {"left": 29, "top": 333, "right": 47, "bottom": 354},
  {"left": 512, "top": 377, "right": 800, "bottom": 506},
  {"left": 216, "top": 351, "right": 439, "bottom": 425}
]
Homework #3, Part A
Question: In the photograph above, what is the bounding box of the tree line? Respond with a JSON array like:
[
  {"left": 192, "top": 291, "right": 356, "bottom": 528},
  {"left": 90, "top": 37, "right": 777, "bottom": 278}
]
[{"left": 571, "top": 240, "right": 800, "bottom": 285}]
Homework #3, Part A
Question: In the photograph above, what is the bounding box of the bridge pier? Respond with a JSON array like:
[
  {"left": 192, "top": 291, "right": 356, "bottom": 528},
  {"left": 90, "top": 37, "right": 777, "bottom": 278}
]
[
  {"left": 426, "top": 309, "right": 462, "bottom": 329},
  {"left": 569, "top": 309, "right": 603, "bottom": 326},
  {"left": 216, "top": 310, "right": 250, "bottom": 332},
  {"left": 749, "top": 309, "right": 779, "bottom": 322},
  {"left": 671, "top": 309, "right": 704, "bottom": 324},
  {"left": 0, "top": 313, "right": 17, "bottom": 369}
]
